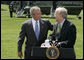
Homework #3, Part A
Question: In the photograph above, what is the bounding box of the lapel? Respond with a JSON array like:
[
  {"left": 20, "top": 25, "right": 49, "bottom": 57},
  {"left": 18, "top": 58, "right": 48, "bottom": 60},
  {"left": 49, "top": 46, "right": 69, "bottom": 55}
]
[
  {"left": 29, "top": 20, "right": 38, "bottom": 41},
  {"left": 61, "top": 20, "right": 67, "bottom": 34},
  {"left": 38, "top": 20, "right": 43, "bottom": 41}
]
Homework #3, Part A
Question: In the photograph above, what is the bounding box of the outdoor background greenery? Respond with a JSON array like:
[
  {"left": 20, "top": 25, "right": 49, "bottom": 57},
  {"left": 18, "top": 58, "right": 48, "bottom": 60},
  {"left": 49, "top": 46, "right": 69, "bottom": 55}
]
[{"left": 1, "top": 4, "right": 83, "bottom": 59}]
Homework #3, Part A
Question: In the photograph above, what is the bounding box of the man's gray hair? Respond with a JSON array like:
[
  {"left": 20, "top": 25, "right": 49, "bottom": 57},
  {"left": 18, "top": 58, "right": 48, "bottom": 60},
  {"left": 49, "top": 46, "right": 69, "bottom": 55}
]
[
  {"left": 30, "top": 6, "right": 41, "bottom": 15},
  {"left": 55, "top": 7, "right": 68, "bottom": 19}
]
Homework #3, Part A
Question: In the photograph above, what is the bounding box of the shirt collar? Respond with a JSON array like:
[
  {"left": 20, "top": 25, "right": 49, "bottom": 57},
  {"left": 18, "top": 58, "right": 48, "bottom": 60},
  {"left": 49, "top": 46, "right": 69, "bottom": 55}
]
[{"left": 32, "top": 18, "right": 39, "bottom": 23}]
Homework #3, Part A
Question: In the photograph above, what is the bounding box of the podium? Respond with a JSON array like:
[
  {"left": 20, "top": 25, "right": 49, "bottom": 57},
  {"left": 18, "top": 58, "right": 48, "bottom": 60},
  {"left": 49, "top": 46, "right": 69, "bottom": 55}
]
[{"left": 31, "top": 47, "right": 76, "bottom": 59}]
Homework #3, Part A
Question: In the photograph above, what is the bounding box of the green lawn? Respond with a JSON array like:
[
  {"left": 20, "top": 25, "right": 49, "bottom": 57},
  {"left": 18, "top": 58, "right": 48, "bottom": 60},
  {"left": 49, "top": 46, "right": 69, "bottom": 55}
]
[{"left": 1, "top": 4, "right": 83, "bottom": 59}]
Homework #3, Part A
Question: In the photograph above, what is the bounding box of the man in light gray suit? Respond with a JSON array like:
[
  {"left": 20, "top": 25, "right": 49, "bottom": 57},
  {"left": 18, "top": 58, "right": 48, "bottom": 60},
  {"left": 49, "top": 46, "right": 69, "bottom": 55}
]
[{"left": 17, "top": 6, "right": 53, "bottom": 59}]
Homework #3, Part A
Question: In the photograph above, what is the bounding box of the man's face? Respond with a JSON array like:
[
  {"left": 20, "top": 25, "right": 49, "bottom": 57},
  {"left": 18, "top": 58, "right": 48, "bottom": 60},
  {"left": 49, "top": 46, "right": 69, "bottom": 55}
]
[
  {"left": 55, "top": 11, "right": 61, "bottom": 23},
  {"left": 32, "top": 9, "right": 41, "bottom": 20}
]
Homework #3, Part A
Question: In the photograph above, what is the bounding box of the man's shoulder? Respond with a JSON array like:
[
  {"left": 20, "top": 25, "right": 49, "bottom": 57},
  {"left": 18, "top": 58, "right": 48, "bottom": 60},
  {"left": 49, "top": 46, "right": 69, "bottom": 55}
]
[
  {"left": 22, "top": 19, "right": 32, "bottom": 25},
  {"left": 41, "top": 18, "right": 52, "bottom": 24},
  {"left": 65, "top": 20, "right": 76, "bottom": 29},
  {"left": 66, "top": 20, "right": 75, "bottom": 26}
]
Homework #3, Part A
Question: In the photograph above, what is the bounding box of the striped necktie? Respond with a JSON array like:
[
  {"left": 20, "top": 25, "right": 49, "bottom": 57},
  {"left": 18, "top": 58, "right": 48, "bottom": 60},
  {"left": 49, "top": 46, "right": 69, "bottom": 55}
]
[{"left": 57, "top": 23, "right": 61, "bottom": 33}]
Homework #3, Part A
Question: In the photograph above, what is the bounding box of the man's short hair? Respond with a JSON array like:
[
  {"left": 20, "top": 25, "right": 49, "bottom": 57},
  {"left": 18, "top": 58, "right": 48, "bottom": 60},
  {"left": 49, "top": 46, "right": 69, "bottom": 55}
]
[
  {"left": 30, "top": 6, "right": 41, "bottom": 15},
  {"left": 55, "top": 7, "right": 68, "bottom": 19}
]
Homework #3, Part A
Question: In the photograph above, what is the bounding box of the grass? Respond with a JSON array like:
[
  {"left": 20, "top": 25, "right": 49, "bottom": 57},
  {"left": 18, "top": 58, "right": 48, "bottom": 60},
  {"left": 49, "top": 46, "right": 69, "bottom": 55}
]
[{"left": 1, "top": 4, "right": 83, "bottom": 59}]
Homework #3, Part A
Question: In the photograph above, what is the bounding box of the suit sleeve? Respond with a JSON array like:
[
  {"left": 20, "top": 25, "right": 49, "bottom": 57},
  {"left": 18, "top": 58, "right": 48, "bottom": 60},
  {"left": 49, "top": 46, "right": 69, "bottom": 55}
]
[
  {"left": 67, "top": 24, "right": 76, "bottom": 47},
  {"left": 46, "top": 20, "right": 53, "bottom": 31},
  {"left": 48, "top": 24, "right": 56, "bottom": 40},
  {"left": 17, "top": 23, "right": 26, "bottom": 52}
]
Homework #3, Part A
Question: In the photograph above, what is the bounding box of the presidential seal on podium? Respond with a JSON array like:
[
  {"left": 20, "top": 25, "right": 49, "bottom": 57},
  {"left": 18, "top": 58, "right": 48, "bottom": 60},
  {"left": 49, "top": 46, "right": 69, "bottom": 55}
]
[{"left": 46, "top": 47, "right": 59, "bottom": 59}]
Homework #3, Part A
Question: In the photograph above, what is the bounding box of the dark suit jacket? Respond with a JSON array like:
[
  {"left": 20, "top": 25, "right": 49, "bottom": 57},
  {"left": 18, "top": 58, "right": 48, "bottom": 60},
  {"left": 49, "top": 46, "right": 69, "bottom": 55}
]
[
  {"left": 17, "top": 19, "right": 53, "bottom": 59},
  {"left": 50, "top": 20, "right": 76, "bottom": 48},
  {"left": 49, "top": 20, "right": 76, "bottom": 59}
]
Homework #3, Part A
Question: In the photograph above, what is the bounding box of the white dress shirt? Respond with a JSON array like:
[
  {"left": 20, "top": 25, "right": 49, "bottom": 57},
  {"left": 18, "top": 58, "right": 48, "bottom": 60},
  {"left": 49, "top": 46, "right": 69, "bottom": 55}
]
[
  {"left": 32, "top": 18, "right": 40, "bottom": 33},
  {"left": 60, "top": 19, "right": 65, "bottom": 29}
]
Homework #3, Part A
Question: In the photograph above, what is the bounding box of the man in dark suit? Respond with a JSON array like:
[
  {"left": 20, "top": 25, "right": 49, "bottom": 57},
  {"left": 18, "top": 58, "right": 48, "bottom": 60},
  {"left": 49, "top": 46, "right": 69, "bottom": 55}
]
[
  {"left": 49, "top": 7, "right": 76, "bottom": 59},
  {"left": 17, "top": 6, "right": 53, "bottom": 59}
]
